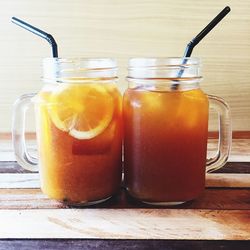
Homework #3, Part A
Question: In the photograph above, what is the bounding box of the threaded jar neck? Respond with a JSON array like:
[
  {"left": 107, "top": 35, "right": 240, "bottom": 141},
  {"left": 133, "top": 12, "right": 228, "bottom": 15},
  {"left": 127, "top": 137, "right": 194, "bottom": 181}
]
[
  {"left": 43, "top": 58, "right": 117, "bottom": 84},
  {"left": 127, "top": 57, "right": 202, "bottom": 91}
]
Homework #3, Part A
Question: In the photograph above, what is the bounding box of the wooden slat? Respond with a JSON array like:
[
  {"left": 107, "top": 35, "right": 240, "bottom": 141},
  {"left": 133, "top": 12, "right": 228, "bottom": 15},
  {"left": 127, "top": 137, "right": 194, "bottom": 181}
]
[
  {"left": 0, "top": 174, "right": 40, "bottom": 188},
  {"left": 0, "top": 162, "right": 31, "bottom": 173},
  {"left": 0, "top": 173, "right": 249, "bottom": 189},
  {"left": 0, "top": 189, "right": 65, "bottom": 209},
  {"left": 208, "top": 131, "right": 250, "bottom": 139},
  {"left": 0, "top": 239, "right": 250, "bottom": 250},
  {"left": 215, "top": 162, "right": 250, "bottom": 173},
  {"left": 0, "top": 138, "right": 36, "bottom": 161},
  {"left": 0, "top": 209, "right": 249, "bottom": 239},
  {"left": 0, "top": 133, "right": 36, "bottom": 140},
  {"left": 206, "top": 173, "right": 250, "bottom": 188},
  {"left": 1, "top": 161, "right": 250, "bottom": 174},
  {"left": 207, "top": 138, "right": 250, "bottom": 162},
  {"left": 1, "top": 188, "right": 250, "bottom": 210}
]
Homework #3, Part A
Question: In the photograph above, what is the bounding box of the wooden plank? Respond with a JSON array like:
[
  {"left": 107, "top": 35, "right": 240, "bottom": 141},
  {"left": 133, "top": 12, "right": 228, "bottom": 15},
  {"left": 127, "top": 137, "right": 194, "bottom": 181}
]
[
  {"left": 207, "top": 139, "right": 250, "bottom": 162},
  {"left": 1, "top": 240, "right": 250, "bottom": 250},
  {"left": 0, "top": 174, "right": 40, "bottom": 188},
  {"left": 1, "top": 161, "right": 250, "bottom": 174},
  {"left": 0, "top": 162, "right": 31, "bottom": 173},
  {"left": 0, "top": 133, "right": 35, "bottom": 140},
  {"left": 0, "top": 139, "right": 36, "bottom": 161},
  {"left": 228, "top": 155, "right": 250, "bottom": 162},
  {"left": 208, "top": 131, "right": 250, "bottom": 139},
  {"left": 1, "top": 188, "right": 250, "bottom": 210},
  {"left": 206, "top": 173, "right": 250, "bottom": 188},
  {"left": 0, "top": 173, "right": 250, "bottom": 189},
  {"left": 0, "top": 209, "right": 249, "bottom": 239},
  {"left": 215, "top": 162, "right": 250, "bottom": 173},
  {"left": 0, "top": 189, "right": 65, "bottom": 209}
]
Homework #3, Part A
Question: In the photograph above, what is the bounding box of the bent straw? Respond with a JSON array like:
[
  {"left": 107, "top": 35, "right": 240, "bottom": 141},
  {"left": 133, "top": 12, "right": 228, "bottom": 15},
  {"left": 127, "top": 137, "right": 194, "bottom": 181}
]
[
  {"left": 11, "top": 17, "right": 58, "bottom": 57},
  {"left": 183, "top": 6, "right": 231, "bottom": 58},
  {"left": 173, "top": 6, "right": 231, "bottom": 88}
]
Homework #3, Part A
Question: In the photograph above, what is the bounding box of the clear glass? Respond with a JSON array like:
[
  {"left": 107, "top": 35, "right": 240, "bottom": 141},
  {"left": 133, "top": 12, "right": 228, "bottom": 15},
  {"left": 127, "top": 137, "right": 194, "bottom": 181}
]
[
  {"left": 123, "top": 57, "right": 232, "bottom": 206},
  {"left": 12, "top": 58, "right": 122, "bottom": 206}
]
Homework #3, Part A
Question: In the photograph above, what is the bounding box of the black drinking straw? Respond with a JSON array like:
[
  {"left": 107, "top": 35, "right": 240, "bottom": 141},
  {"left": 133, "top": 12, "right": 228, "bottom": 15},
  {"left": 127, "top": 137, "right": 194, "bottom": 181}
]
[
  {"left": 183, "top": 6, "right": 231, "bottom": 58},
  {"left": 176, "top": 6, "right": 231, "bottom": 81},
  {"left": 11, "top": 17, "right": 58, "bottom": 57}
]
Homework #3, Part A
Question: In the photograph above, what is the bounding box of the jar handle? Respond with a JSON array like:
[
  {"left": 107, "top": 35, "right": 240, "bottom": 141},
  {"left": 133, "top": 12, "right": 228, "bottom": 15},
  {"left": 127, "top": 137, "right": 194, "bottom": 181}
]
[
  {"left": 12, "top": 93, "right": 39, "bottom": 172},
  {"left": 206, "top": 95, "right": 232, "bottom": 172}
]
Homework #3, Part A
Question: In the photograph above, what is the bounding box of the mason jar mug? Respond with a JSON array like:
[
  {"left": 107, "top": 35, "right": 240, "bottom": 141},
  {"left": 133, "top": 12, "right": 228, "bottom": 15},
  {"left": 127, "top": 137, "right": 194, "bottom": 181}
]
[
  {"left": 12, "top": 58, "right": 123, "bottom": 206},
  {"left": 123, "top": 57, "right": 232, "bottom": 206}
]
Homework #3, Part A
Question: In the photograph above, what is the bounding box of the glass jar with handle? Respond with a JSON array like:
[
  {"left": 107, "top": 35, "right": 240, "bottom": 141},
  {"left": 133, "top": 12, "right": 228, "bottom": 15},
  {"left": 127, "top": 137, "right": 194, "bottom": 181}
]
[
  {"left": 12, "top": 58, "right": 123, "bottom": 206},
  {"left": 123, "top": 57, "right": 232, "bottom": 206}
]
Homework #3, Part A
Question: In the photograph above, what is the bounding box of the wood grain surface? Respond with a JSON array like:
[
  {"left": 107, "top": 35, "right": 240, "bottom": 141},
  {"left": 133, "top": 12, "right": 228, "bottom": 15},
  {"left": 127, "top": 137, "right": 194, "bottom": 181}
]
[
  {"left": 0, "top": 162, "right": 250, "bottom": 211},
  {"left": 1, "top": 239, "right": 250, "bottom": 250},
  {"left": 0, "top": 140, "right": 250, "bottom": 242},
  {"left": 0, "top": 173, "right": 250, "bottom": 189},
  {"left": 0, "top": 209, "right": 249, "bottom": 239},
  {"left": 1, "top": 187, "right": 250, "bottom": 210},
  {"left": 0, "top": 0, "right": 249, "bottom": 132}
]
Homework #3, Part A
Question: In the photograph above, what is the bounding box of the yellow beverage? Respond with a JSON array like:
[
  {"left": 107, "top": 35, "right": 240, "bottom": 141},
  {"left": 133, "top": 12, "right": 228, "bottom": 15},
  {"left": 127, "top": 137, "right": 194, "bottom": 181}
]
[{"left": 35, "top": 82, "right": 122, "bottom": 205}]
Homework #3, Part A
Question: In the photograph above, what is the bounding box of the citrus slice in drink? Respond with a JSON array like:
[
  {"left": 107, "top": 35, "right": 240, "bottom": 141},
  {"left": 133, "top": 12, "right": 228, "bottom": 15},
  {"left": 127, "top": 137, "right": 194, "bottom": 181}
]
[{"left": 48, "top": 83, "right": 114, "bottom": 140}]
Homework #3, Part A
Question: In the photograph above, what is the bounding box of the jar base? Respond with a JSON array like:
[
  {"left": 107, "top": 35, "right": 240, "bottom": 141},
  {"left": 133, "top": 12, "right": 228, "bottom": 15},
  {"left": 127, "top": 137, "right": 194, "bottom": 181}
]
[
  {"left": 141, "top": 200, "right": 186, "bottom": 206},
  {"left": 126, "top": 188, "right": 190, "bottom": 206},
  {"left": 61, "top": 196, "right": 112, "bottom": 207}
]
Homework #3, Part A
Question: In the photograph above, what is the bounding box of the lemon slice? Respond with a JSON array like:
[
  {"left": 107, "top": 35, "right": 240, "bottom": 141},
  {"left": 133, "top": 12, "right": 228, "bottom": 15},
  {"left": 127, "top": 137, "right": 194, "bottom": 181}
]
[{"left": 48, "top": 83, "right": 114, "bottom": 139}]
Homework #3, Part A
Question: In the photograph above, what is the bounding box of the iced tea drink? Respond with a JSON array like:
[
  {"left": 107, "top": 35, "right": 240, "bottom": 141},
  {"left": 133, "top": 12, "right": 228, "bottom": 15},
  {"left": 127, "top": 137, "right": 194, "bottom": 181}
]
[
  {"left": 124, "top": 88, "right": 208, "bottom": 203},
  {"left": 123, "top": 58, "right": 231, "bottom": 205},
  {"left": 13, "top": 58, "right": 122, "bottom": 206}
]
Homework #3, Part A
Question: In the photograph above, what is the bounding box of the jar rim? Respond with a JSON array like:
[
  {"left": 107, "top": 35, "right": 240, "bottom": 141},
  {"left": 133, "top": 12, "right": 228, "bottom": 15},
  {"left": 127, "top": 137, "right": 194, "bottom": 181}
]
[
  {"left": 127, "top": 57, "right": 201, "bottom": 80},
  {"left": 128, "top": 57, "right": 201, "bottom": 68},
  {"left": 42, "top": 57, "right": 118, "bottom": 81},
  {"left": 43, "top": 57, "right": 117, "bottom": 70}
]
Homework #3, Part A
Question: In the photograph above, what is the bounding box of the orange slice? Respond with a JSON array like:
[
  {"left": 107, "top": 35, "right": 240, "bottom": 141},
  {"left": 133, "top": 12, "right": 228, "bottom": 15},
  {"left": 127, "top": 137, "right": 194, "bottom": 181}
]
[{"left": 48, "top": 83, "right": 114, "bottom": 139}]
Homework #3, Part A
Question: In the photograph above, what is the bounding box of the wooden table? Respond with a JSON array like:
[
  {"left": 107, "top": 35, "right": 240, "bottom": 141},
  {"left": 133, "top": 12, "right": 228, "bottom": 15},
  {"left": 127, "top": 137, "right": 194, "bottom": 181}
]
[{"left": 0, "top": 139, "right": 250, "bottom": 249}]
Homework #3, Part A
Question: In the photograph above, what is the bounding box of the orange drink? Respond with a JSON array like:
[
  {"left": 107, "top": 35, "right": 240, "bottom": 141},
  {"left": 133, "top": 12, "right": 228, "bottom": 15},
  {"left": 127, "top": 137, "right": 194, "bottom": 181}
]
[
  {"left": 12, "top": 58, "right": 122, "bottom": 206},
  {"left": 36, "top": 82, "right": 122, "bottom": 204}
]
